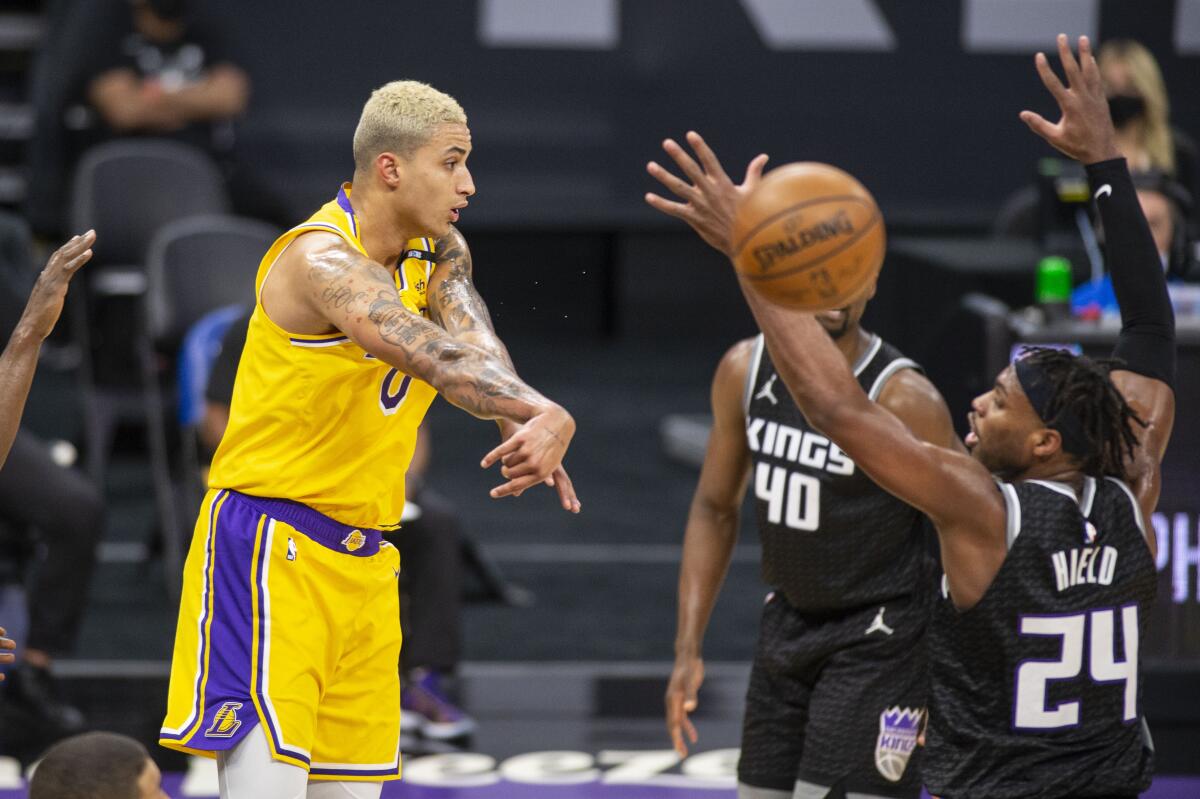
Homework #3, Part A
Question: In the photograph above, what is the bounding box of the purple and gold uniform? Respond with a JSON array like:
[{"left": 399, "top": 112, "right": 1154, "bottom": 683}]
[{"left": 160, "top": 185, "right": 437, "bottom": 781}]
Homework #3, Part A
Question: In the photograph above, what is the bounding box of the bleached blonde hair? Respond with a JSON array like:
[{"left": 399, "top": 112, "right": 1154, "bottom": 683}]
[{"left": 352, "top": 80, "right": 467, "bottom": 170}]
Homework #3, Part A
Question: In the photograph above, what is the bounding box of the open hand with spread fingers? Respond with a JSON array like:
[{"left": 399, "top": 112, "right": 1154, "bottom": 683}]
[
  {"left": 645, "top": 132, "right": 769, "bottom": 258},
  {"left": 1019, "top": 34, "right": 1123, "bottom": 165}
]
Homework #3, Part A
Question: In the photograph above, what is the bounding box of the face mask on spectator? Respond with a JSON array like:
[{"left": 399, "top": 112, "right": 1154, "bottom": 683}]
[{"left": 1107, "top": 94, "right": 1146, "bottom": 128}]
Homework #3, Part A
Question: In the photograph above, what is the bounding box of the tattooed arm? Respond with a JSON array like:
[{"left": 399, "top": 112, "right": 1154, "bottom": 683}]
[
  {"left": 428, "top": 226, "right": 513, "bottom": 368},
  {"left": 428, "top": 226, "right": 581, "bottom": 511},
  {"left": 268, "top": 231, "right": 574, "bottom": 499}
]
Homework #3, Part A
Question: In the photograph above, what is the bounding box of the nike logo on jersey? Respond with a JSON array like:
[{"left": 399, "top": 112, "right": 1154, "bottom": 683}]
[
  {"left": 866, "top": 606, "right": 895, "bottom": 636},
  {"left": 1095, "top": 184, "right": 1112, "bottom": 200},
  {"left": 1051, "top": 545, "right": 1118, "bottom": 592},
  {"left": 755, "top": 374, "right": 780, "bottom": 405},
  {"left": 746, "top": 417, "right": 854, "bottom": 476}
]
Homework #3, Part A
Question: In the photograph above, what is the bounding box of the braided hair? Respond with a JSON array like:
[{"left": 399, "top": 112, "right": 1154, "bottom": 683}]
[{"left": 1019, "top": 347, "right": 1145, "bottom": 479}]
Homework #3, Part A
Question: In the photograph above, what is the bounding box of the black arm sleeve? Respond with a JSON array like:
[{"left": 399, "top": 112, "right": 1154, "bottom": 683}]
[{"left": 1086, "top": 157, "right": 1176, "bottom": 388}]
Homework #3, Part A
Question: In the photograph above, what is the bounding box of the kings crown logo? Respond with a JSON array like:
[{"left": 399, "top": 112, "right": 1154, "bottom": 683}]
[
  {"left": 875, "top": 706, "right": 923, "bottom": 782},
  {"left": 205, "top": 701, "right": 244, "bottom": 738},
  {"left": 341, "top": 530, "right": 366, "bottom": 552}
]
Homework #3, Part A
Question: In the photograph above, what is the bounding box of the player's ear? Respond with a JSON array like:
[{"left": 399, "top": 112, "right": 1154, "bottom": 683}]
[
  {"left": 375, "top": 152, "right": 404, "bottom": 188},
  {"left": 1029, "top": 427, "right": 1063, "bottom": 460}
]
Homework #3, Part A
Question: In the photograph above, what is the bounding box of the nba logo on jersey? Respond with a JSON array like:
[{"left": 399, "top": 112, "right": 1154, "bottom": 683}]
[
  {"left": 205, "top": 702, "right": 244, "bottom": 738},
  {"left": 874, "top": 706, "right": 921, "bottom": 782},
  {"left": 341, "top": 530, "right": 366, "bottom": 552}
]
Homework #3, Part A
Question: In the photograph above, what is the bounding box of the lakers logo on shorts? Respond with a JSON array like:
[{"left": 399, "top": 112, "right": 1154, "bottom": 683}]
[
  {"left": 205, "top": 702, "right": 244, "bottom": 738},
  {"left": 875, "top": 706, "right": 922, "bottom": 781},
  {"left": 341, "top": 530, "right": 366, "bottom": 552}
]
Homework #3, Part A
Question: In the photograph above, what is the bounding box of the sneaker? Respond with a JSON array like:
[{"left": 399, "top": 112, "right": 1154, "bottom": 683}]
[
  {"left": 401, "top": 669, "right": 476, "bottom": 740},
  {"left": 3, "top": 662, "right": 86, "bottom": 737}
]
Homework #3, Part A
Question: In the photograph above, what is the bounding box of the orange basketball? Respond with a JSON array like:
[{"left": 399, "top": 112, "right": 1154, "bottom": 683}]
[{"left": 731, "top": 162, "right": 885, "bottom": 310}]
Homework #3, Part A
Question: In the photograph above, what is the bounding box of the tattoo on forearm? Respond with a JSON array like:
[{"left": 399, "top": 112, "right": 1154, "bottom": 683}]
[
  {"left": 306, "top": 240, "right": 540, "bottom": 420},
  {"left": 431, "top": 228, "right": 513, "bottom": 367}
]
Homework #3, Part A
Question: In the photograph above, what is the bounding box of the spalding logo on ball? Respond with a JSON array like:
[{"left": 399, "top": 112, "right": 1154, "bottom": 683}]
[{"left": 731, "top": 162, "right": 885, "bottom": 311}]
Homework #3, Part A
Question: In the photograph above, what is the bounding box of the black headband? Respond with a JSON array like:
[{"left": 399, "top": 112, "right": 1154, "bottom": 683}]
[{"left": 1014, "top": 357, "right": 1090, "bottom": 459}]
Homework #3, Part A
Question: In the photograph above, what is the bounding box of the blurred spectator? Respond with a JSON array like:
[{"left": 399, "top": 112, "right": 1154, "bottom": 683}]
[
  {"left": 30, "top": 731, "right": 167, "bottom": 799},
  {"left": 26, "top": 0, "right": 258, "bottom": 236},
  {"left": 201, "top": 311, "right": 476, "bottom": 741},
  {"left": 86, "top": 0, "right": 249, "bottom": 160},
  {"left": 1098, "top": 39, "right": 1198, "bottom": 225},
  {"left": 1132, "top": 171, "right": 1197, "bottom": 282}
]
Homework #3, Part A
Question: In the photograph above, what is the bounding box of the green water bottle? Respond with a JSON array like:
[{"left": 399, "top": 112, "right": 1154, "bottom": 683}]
[{"left": 1036, "top": 256, "right": 1072, "bottom": 323}]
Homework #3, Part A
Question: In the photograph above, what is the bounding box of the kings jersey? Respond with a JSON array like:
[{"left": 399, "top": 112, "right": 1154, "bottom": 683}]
[
  {"left": 744, "top": 333, "right": 934, "bottom": 612},
  {"left": 925, "top": 477, "right": 1156, "bottom": 798}
]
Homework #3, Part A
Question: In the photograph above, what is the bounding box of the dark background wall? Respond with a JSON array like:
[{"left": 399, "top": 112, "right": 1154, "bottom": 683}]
[
  {"left": 207, "top": 0, "right": 1200, "bottom": 230},
  {"left": 44, "top": 0, "right": 1198, "bottom": 233}
]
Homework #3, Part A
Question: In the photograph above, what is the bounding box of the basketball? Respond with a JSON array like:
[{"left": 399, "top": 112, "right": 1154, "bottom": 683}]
[{"left": 731, "top": 162, "right": 885, "bottom": 310}]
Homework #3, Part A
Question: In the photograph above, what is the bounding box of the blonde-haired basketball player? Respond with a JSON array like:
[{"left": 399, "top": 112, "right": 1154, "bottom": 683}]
[{"left": 160, "top": 80, "right": 579, "bottom": 799}]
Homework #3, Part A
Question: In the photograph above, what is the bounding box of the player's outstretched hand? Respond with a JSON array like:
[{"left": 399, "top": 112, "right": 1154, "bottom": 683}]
[
  {"left": 0, "top": 627, "right": 15, "bottom": 680},
  {"left": 645, "top": 131, "right": 769, "bottom": 258},
  {"left": 20, "top": 231, "right": 95, "bottom": 341},
  {"left": 496, "top": 419, "right": 580, "bottom": 512},
  {"left": 1020, "top": 34, "right": 1122, "bottom": 165},
  {"left": 665, "top": 653, "right": 704, "bottom": 757},
  {"left": 481, "top": 405, "right": 578, "bottom": 508}
]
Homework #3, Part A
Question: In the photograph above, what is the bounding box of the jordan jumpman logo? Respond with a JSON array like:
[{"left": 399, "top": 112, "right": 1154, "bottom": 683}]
[
  {"left": 755, "top": 374, "right": 779, "bottom": 405},
  {"left": 866, "top": 606, "right": 895, "bottom": 636}
]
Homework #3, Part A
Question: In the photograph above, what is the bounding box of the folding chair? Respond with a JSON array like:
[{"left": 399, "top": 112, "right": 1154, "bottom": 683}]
[{"left": 141, "top": 214, "right": 278, "bottom": 590}]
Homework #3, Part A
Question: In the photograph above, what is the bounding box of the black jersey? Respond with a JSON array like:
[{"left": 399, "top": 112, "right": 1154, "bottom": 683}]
[
  {"left": 744, "top": 334, "right": 932, "bottom": 612},
  {"left": 925, "top": 478, "right": 1157, "bottom": 799}
]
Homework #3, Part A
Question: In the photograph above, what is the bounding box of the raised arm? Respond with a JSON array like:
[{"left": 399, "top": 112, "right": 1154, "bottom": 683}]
[
  {"left": 427, "top": 226, "right": 580, "bottom": 511},
  {"left": 1020, "top": 34, "right": 1176, "bottom": 521},
  {"left": 272, "top": 232, "right": 574, "bottom": 498},
  {"left": 745, "top": 296, "right": 1007, "bottom": 607},
  {"left": 667, "top": 338, "right": 754, "bottom": 757},
  {"left": 645, "top": 135, "right": 1007, "bottom": 607},
  {"left": 0, "top": 232, "right": 94, "bottom": 467}
]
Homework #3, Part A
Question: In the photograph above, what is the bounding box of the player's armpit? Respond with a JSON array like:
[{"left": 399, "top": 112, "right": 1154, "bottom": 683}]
[
  {"left": 428, "top": 226, "right": 513, "bottom": 367},
  {"left": 876, "top": 368, "right": 965, "bottom": 453}
]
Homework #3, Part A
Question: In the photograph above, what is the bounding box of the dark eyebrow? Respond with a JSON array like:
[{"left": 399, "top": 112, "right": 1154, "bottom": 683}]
[{"left": 443, "top": 146, "right": 468, "bottom": 156}]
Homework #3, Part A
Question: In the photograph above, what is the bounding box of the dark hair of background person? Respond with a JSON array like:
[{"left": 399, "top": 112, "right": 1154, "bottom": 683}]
[{"left": 29, "top": 732, "right": 149, "bottom": 799}]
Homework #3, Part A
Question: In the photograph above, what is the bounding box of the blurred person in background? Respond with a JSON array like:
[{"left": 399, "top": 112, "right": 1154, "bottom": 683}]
[
  {"left": 1098, "top": 39, "right": 1198, "bottom": 228},
  {"left": 86, "top": 0, "right": 249, "bottom": 160},
  {"left": 1132, "top": 172, "right": 1197, "bottom": 282}
]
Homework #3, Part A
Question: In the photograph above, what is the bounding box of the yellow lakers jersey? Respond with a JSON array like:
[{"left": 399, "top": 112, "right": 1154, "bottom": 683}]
[{"left": 207, "top": 184, "right": 438, "bottom": 529}]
